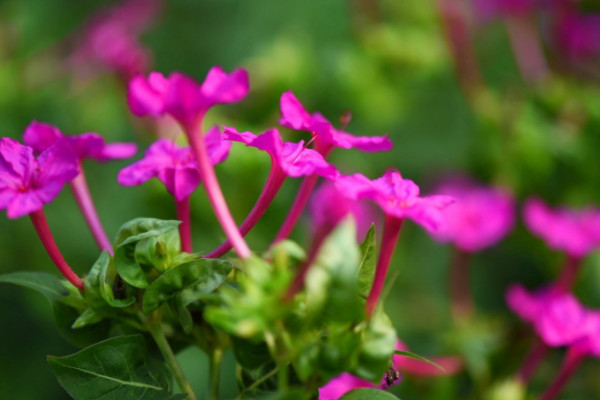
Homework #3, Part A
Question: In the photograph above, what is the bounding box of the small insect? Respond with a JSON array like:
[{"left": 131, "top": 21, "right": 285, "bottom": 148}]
[
  {"left": 382, "top": 367, "right": 401, "bottom": 389},
  {"left": 112, "top": 275, "right": 127, "bottom": 300}
]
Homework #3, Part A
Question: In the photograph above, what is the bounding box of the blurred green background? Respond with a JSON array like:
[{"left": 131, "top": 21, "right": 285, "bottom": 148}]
[{"left": 1, "top": 0, "right": 600, "bottom": 399}]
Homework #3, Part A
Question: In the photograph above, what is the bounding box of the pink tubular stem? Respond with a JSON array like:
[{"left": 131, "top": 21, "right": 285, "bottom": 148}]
[
  {"left": 449, "top": 247, "right": 473, "bottom": 322},
  {"left": 205, "top": 166, "right": 287, "bottom": 258},
  {"left": 505, "top": 15, "right": 550, "bottom": 85},
  {"left": 186, "top": 122, "right": 251, "bottom": 259},
  {"left": 365, "top": 215, "right": 404, "bottom": 317},
  {"left": 29, "top": 209, "right": 84, "bottom": 290},
  {"left": 69, "top": 170, "right": 113, "bottom": 255},
  {"left": 538, "top": 348, "right": 585, "bottom": 400},
  {"left": 517, "top": 339, "right": 550, "bottom": 384},
  {"left": 554, "top": 255, "right": 582, "bottom": 293},
  {"left": 175, "top": 196, "right": 192, "bottom": 253},
  {"left": 272, "top": 173, "right": 320, "bottom": 243},
  {"left": 284, "top": 224, "right": 331, "bottom": 302}
]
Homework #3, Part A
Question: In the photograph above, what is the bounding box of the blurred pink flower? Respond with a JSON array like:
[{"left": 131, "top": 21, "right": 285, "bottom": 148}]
[
  {"left": 318, "top": 373, "right": 377, "bottom": 400},
  {"left": 523, "top": 198, "right": 600, "bottom": 258},
  {"left": 222, "top": 127, "right": 337, "bottom": 180},
  {"left": 433, "top": 180, "right": 515, "bottom": 252},
  {"left": 335, "top": 170, "right": 454, "bottom": 234},
  {"left": 70, "top": 0, "right": 162, "bottom": 79},
  {"left": 309, "top": 181, "right": 377, "bottom": 241},
  {"left": 23, "top": 121, "right": 137, "bottom": 162},
  {"left": 507, "top": 284, "right": 590, "bottom": 347},
  {"left": 554, "top": 9, "right": 600, "bottom": 62},
  {"left": 0, "top": 137, "right": 79, "bottom": 219},
  {"left": 118, "top": 126, "right": 230, "bottom": 201},
  {"left": 128, "top": 68, "right": 249, "bottom": 129},
  {"left": 279, "top": 91, "right": 392, "bottom": 155}
]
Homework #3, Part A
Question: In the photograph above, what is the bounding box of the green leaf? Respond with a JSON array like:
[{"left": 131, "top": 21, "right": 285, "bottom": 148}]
[
  {"left": 393, "top": 350, "right": 444, "bottom": 371},
  {"left": 142, "top": 258, "right": 233, "bottom": 314},
  {"left": 305, "top": 217, "right": 363, "bottom": 324},
  {"left": 114, "top": 218, "right": 181, "bottom": 288},
  {"left": 353, "top": 311, "right": 397, "bottom": 382},
  {"left": 357, "top": 224, "right": 377, "bottom": 297},
  {"left": 48, "top": 335, "right": 186, "bottom": 400},
  {"left": 232, "top": 336, "right": 272, "bottom": 370},
  {"left": 339, "top": 388, "right": 401, "bottom": 400},
  {"left": 53, "top": 302, "right": 110, "bottom": 348},
  {"left": 0, "top": 271, "right": 70, "bottom": 303},
  {"left": 85, "top": 251, "right": 136, "bottom": 310},
  {"left": 72, "top": 308, "right": 104, "bottom": 329}
]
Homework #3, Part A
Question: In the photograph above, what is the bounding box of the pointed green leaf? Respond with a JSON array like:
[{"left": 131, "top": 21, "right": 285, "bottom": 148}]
[
  {"left": 48, "top": 335, "right": 186, "bottom": 400},
  {"left": 72, "top": 307, "right": 104, "bottom": 329},
  {"left": 142, "top": 259, "right": 233, "bottom": 314},
  {"left": 393, "top": 350, "right": 444, "bottom": 371},
  {"left": 357, "top": 224, "right": 377, "bottom": 297},
  {"left": 340, "top": 388, "right": 401, "bottom": 400},
  {"left": 53, "top": 302, "right": 110, "bottom": 348},
  {"left": 0, "top": 271, "right": 70, "bottom": 303}
]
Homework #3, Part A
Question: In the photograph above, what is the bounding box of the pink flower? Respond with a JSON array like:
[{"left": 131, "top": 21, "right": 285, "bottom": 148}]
[
  {"left": 23, "top": 121, "right": 137, "bottom": 162},
  {"left": 523, "top": 198, "right": 600, "bottom": 258},
  {"left": 554, "top": 10, "right": 600, "bottom": 63},
  {"left": 70, "top": 0, "right": 162, "bottom": 78},
  {"left": 118, "top": 126, "right": 230, "bottom": 201},
  {"left": 0, "top": 138, "right": 79, "bottom": 219},
  {"left": 433, "top": 180, "right": 515, "bottom": 252},
  {"left": 279, "top": 91, "right": 392, "bottom": 155},
  {"left": 318, "top": 373, "right": 377, "bottom": 400},
  {"left": 507, "top": 284, "right": 590, "bottom": 348},
  {"left": 335, "top": 170, "right": 455, "bottom": 234},
  {"left": 222, "top": 127, "right": 338, "bottom": 180},
  {"left": 128, "top": 68, "right": 249, "bottom": 128},
  {"left": 309, "top": 181, "right": 377, "bottom": 241}
]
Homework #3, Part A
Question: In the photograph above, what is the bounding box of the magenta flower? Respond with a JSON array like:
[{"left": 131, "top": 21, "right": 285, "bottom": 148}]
[
  {"left": 0, "top": 137, "right": 83, "bottom": 289},
  {"left": 333, "top": 170, "right": 454, "bottom": 317},
  {"left": 204, "top": 127, "right": 338, "bottom": 258},
  {"left": 23, "top": 121, "right": 137, "bottom": 163},
  {"left": 554, "top": 9, "right": 600, "bottom": 63},
  {"left": 318, "top": 373, "right": 378, "bottom": 400},
  {"left": 118, "top": 126, "right": 230, "bottom": 201},
  {"left": 70, "top": 0, "right": 162, "bottom": 79},
  {"left": 523, "top": 197, "right": 600, "bottom": 258},
  {"left": 23, "top": 121, "right": 137, "bottom": 254},
  {"left": 0, "top": 137, "right": 78, "bottom": 219},
  {"left": 279, "top": 91, "right": 392, "bottom": 156},
  {"left": 273, "top": 91, "right": 392, "bottom": 244},
  {"left": 433, "top": 180, "right": 515, "bottom": 252},
  {"left": 128, "top": 67, "right": 251, "bottom": 258},
  {"left": 222, "top": 127, "right": 338, "bottom": 180},
  {"left": 507, "top": 284, "right": 589, "bottom": 347},
  {"left": 335, "top": 171, "right": 454, "bottom": 234},
  {"left": 128, "top": 68, "right": 249, "bottom": 129},
  {"left": 119, "top": 127, "right": 231, "bottom": 253}
]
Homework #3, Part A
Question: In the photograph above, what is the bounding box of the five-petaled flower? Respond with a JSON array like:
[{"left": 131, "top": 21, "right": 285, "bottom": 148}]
[
  {"left": 335, "top": 170, "right": 454, "bottom": 233},
  {"left": 279, "top": 91, "right": 392, "bottom": 156},
  {"left": 118, "top": 126, "right": 231, "bottom": 201},
  {"left": 523, "top": 198, "right": 600, "bottom": 259},
  {"left": 0, "top": 137, "right": 79, "bottom": 219},
  {"left": 23, "top": 121, "right": 137, "bottom": 163},
  {"left": 223, "top": 127, "right": 338, "bottom": 180},
  {"left": 128, "top": 67, "right": 249, "bottom": 129},
  {"left": 433, "top": 179, "right": 515, "bottom": 252}
]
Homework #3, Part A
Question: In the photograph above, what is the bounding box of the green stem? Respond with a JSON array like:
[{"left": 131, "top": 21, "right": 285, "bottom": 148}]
[
  {"left": 208, "top": 348, "right": 223, "bottom": 400},
  {"left": 141, "top": 313, "right": 198, "bottom": 400},
  {"left": 235, "top": 366, "right": 279, "bottom": 400},
  {"left": 277, "top": 363, "right": 289, "bottom": 390}
]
